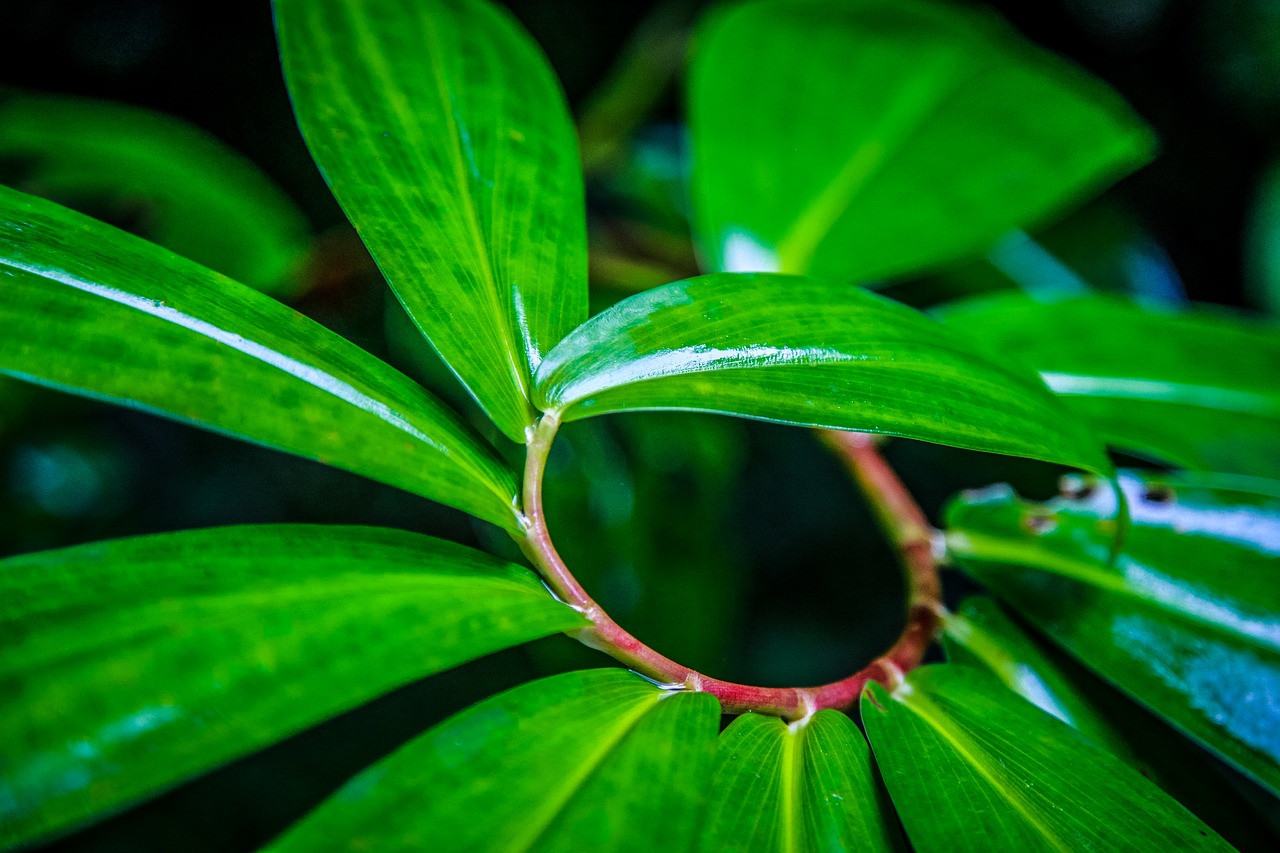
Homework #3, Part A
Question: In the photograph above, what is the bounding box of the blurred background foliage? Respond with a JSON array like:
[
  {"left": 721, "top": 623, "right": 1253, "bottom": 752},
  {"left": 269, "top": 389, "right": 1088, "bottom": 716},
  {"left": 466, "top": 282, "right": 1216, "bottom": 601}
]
[{"left": 1, "top": 0, "right": 1278, "bottom": 849}]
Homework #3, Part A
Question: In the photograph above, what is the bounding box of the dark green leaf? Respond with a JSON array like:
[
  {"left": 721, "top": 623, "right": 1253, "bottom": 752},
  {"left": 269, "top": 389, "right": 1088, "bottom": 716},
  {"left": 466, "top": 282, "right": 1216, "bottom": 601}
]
[
  {"left": 945, "top": 596, "right": 1278, "bottom": 851},
  {"left": 0, "top": 525, "right": 584, "bottom": 849},
  {"left": 689, "top": 0, "right": 1155, "bottom": 281},
  {"left": 861, "top": 665, "right": 1231, "bottom": 851},
  {"left": 945, "top": 470, "right": 1280, "bottom": 796},
  {"left": 0, "top": 90, "right": 310, "bottom": 296},
  {"left": 699, "top": 710, "right": 904, "bottom": 852},
  {"left": 267, "top": 670, "right": 718, "bottom": 852},
  {"left": 275, "top": 0, "right": 588, "bottom": 442},
  {"left": 0, "top": 186, "right": 519, "bottom": 530},
  {"left": 1247, "top": 159, "right": 1280, "bottom": 316},
  {"left": 536, "top": 273, "right": 1112, "bottom": 474},
  {"left": 941, "top": 294, "right": 1280, "bottom": 478}
]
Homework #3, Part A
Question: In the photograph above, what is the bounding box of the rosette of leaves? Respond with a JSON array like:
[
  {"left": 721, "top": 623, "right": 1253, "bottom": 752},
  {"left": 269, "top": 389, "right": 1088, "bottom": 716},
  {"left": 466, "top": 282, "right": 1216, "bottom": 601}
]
[{"left": 1, "top": 0, "right": 1276, "bottom": 850}]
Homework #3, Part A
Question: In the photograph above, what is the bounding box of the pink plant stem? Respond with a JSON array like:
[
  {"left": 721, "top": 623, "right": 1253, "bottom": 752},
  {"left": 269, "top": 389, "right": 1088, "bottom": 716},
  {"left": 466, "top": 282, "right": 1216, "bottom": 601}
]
[{"left": 516, "top": 412, "right": 942, "bottom": 721}]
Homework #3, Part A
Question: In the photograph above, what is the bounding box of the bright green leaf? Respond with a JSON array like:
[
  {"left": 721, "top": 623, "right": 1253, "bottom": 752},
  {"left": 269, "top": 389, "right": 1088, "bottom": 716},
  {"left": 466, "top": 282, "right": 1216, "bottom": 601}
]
[
  {"left": 941, "top": 294, "right": 1280, "bottom": 478},
  {"left": 0, "top": 525, "right": 584, "bottom": 849},
  {"left": 266, "top": 670, "right": 718, "bottom": 852},
  {"left": 699, "top": 710, "right": 905, "bottom": 852},
  {"left": 0, "top": 90, "right": 310, "bottom": 296},
  {"left": 689, "top": 0, "right": 1155, "bottom": 281},
  {"left": 944, "top": 597, "right": 1277, "bottom": 851},
  {"left": 536, "top": 273, "right": 1112, "bottom": 475},
  {"left": 861, "top": 665, "right": 1232, "bottom": 852},
  {"left": 275, "top": 0, "right": 588, "bottom": 442},
  {"left": 945, "top": 470, "right": 1280, "bottom": 797},
  {"left": 0, "top": 186, "right": 519, "bottom": 530}
]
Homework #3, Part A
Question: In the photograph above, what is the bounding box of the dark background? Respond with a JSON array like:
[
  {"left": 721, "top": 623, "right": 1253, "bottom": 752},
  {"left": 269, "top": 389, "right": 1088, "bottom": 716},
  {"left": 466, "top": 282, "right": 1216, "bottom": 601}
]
[{"left": 1, "top": 0, "right": 1276, "bottom": 849}]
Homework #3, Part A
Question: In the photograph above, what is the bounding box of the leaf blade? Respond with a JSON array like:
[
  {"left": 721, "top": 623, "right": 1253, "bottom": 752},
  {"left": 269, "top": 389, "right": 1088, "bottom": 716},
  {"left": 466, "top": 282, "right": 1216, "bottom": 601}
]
[
  {"left": 0, "top": 525, "right": 585, "bottom": 849},
  {"left": 699, "top": 711, "right": 905, "bottom": 852},
  {"left": 945, "top": 470, "right": 1280, "bottom": 797},
  {"left": 266, "top": 670, "right": 719, "bottom": 852},
  {"left": 690, "top": 0, "right": 1155, "bottom": 281},
  {"left": 0, "top": 186, "right": 519, "bottom": 529},
  {"left": 536, "top": 273, "right": 1111, "bottom": 474},
  {"left": 861, "top": 665, "right": 1232, "bottom": 852},
  {"left": 275, "top": 0, "right": 588, "bottom": 441}
]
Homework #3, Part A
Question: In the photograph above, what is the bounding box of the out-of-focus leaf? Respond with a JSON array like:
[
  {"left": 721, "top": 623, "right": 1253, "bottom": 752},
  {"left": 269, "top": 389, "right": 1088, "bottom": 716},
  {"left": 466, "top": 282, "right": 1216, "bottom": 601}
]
[
  {"left": 536, "top": 273, "right": 1112, "bottom": 475},
  {"left": 862, "top": 665, "right": 1231, "bottom": 851},
  {"left": 689, "top": 0, "right": 1155, "bottom": 282},
  {"left": 916, "top": 201, "right": 1185, "bottom": 307},
  {"left": 945, "top": 596, "right": 1279, "bottom": 852},
  {"left": 0, "top": 90, "right": 309, "bottom": 297},
  {"left": 945, "top": 470, "right": 1280, "bottom": 796},
  {"left": 267, "top": 670, "right": 718, "bottom": 852},
  {"left": 0, "top": 186, "right": 520, "bottom": 530},
  {"left": 1247, "top": 160, "right": 1280, "bottom": 316},
  {"left": 275, "top": 0, "right": 587, "bottom": 442},
  {"left": 941, "top": 294, "right": 1280, "bottom": 478},
  {"left": 699, "top": 710, "right": 905, "bottom": 852},
  {"left": 0, "top": 526, "right": 584, "bottom": 850}
]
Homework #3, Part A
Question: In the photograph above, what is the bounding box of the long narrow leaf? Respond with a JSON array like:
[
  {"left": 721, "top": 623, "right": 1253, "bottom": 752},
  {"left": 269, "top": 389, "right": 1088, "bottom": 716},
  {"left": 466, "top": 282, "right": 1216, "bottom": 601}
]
[
  {"left": 699, "top": 711, "right": 904, "bottom": 852},
  {"left": 536, "top": 273, "right": 1112, "bottom": 475},
  {"left": 275, "top": 0, "right": 588, "bottom": 441},
  {"left": 0, "top": 526, "right": 584, "bottom": 849},
  {"left": 267, "top": 670, "right": 718, "bottom": 852},
  {"left": 862, "top": 665, "right": 1231, "bottom": 852},
  {"left": 0, "top": 186, "right": 520, "bottom": 530},
  {"left": 945, "top": 470, "right": 1280, "bottom": 796}
]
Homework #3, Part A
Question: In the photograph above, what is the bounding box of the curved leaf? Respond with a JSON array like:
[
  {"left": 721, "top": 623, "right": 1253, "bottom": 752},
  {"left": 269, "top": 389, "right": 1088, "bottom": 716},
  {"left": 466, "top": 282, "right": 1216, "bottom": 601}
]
[
  {"left": 689, "top": 0, "right": 1155, "bottom": 281},
  {"left": 942, "top": 294, "right": 1280, "bottom": 478},
  {"left": 0, "top": 90, "right": 310, "bottom": 296},
  {"left": 944, "top": 597, "right": 1278, "bottom": 852},
  {"left": 536, "top": 273, "right": 1112, "bottom": 474},
  {"left": 861, "top": 665, "right": 1231, "bottom": 852},
  {"left": 699, "top": 710, "right": 904, "bottom": 852},
  {"left": 0, "top": 186, "right": 519, "bottom": 530},
  {"left": 945, "top": 470, "right": 1280, "bottom": 796},
  {"left": 267, "top": 670, "right": 718, "bottom": 852},
  {"left": 0, "top": 525, "right": 584, "bottom": 849},
  {"left": 275, "top": 0, "right": 588, "bottom": 442}
]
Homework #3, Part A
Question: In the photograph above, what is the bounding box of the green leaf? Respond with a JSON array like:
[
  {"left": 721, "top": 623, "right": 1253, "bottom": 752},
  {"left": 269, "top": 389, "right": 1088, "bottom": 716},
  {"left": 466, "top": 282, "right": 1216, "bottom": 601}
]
[
  {"left": 267, "top": 670, "right": 718, "bottom": 852},
  {"left": 941, "top": 294, "right": 1280, "bottom": 478},
  {"left": 275, "top": 0, "right": 588, "bottom": 442},
  {"left": 944, "top": 470, "right": 1280, "bottom": 796},
  {"left": 689, "top": 0, "right": 1155, "bottom": 281},
  {"left": 0, "top": 90, "right": 310, "bottom": 297},
  {"left": 536, "top": 273, "right": 1112, "bottom": 475},
  {"left": 944, "top": 597, "right": 1278, "bottom": 852},
  {"left": 1247, "top": 159, "right": 1280, "bottom": 316},
  {"left": 0, "top": 186, "right": 520, "bottom": 530},
  {"left": 861, "top": 665, "right": 1232, "bottom": 852},
  {"left": 0, "top": 525, "right": 584, "bottom": 849},
  {"left": 699, "top": 710, "right": 905, "bottom": 852}
]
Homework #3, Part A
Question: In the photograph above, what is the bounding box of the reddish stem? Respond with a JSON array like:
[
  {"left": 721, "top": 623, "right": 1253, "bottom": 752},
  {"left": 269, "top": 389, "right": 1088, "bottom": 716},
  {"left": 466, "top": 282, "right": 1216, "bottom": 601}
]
[{"left": 516, "top": 414, "right": 942, "bottom": 720}]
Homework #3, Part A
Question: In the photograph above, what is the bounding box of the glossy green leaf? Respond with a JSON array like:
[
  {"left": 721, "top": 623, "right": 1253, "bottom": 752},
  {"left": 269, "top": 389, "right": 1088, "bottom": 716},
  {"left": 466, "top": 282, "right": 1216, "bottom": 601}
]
[
  {"left": 536, "top": 273, "right": 1112, "bottom": 474},
  {"left": 699, "top": 710, "right": 904, "bottom": 852},
  {"left": 862, "top": 665, "right": 1231, "bottom": 852},
  {"left": 267, "top": 669, "right": 718, "bottom": 852},
  {"left": 0, "top": 525, "right": 584, "bottom": 849},
  {"left": 942, "top": 294, "right": 1280, "bottom": 478},
  {"left": 0, "top": 186, "right": 519, "bottom": 530},
  {"left": 944, "top": 596, "right": 1278, "bottom": 851},
  {"left": 945, "top": 470, "right": 1280, "bottom": 796},
  {"left": 689, "top": 0, "right": 1155, "bottom": 281},
  {"left": 0, "top": 90, "right": 310, "bottom": 296},
  {"left": 275, "top": 0, "right": 588, "bottom": 442}
]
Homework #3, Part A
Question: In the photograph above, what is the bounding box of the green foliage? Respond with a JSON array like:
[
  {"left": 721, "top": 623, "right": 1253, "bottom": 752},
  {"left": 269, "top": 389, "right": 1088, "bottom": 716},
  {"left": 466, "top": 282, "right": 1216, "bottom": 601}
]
[
  {"left": 0, "top": 90, "right": 310, "bottom": 296},
  {"left": 0, "top": 0, "right": 1276, "bottom": 849}
]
